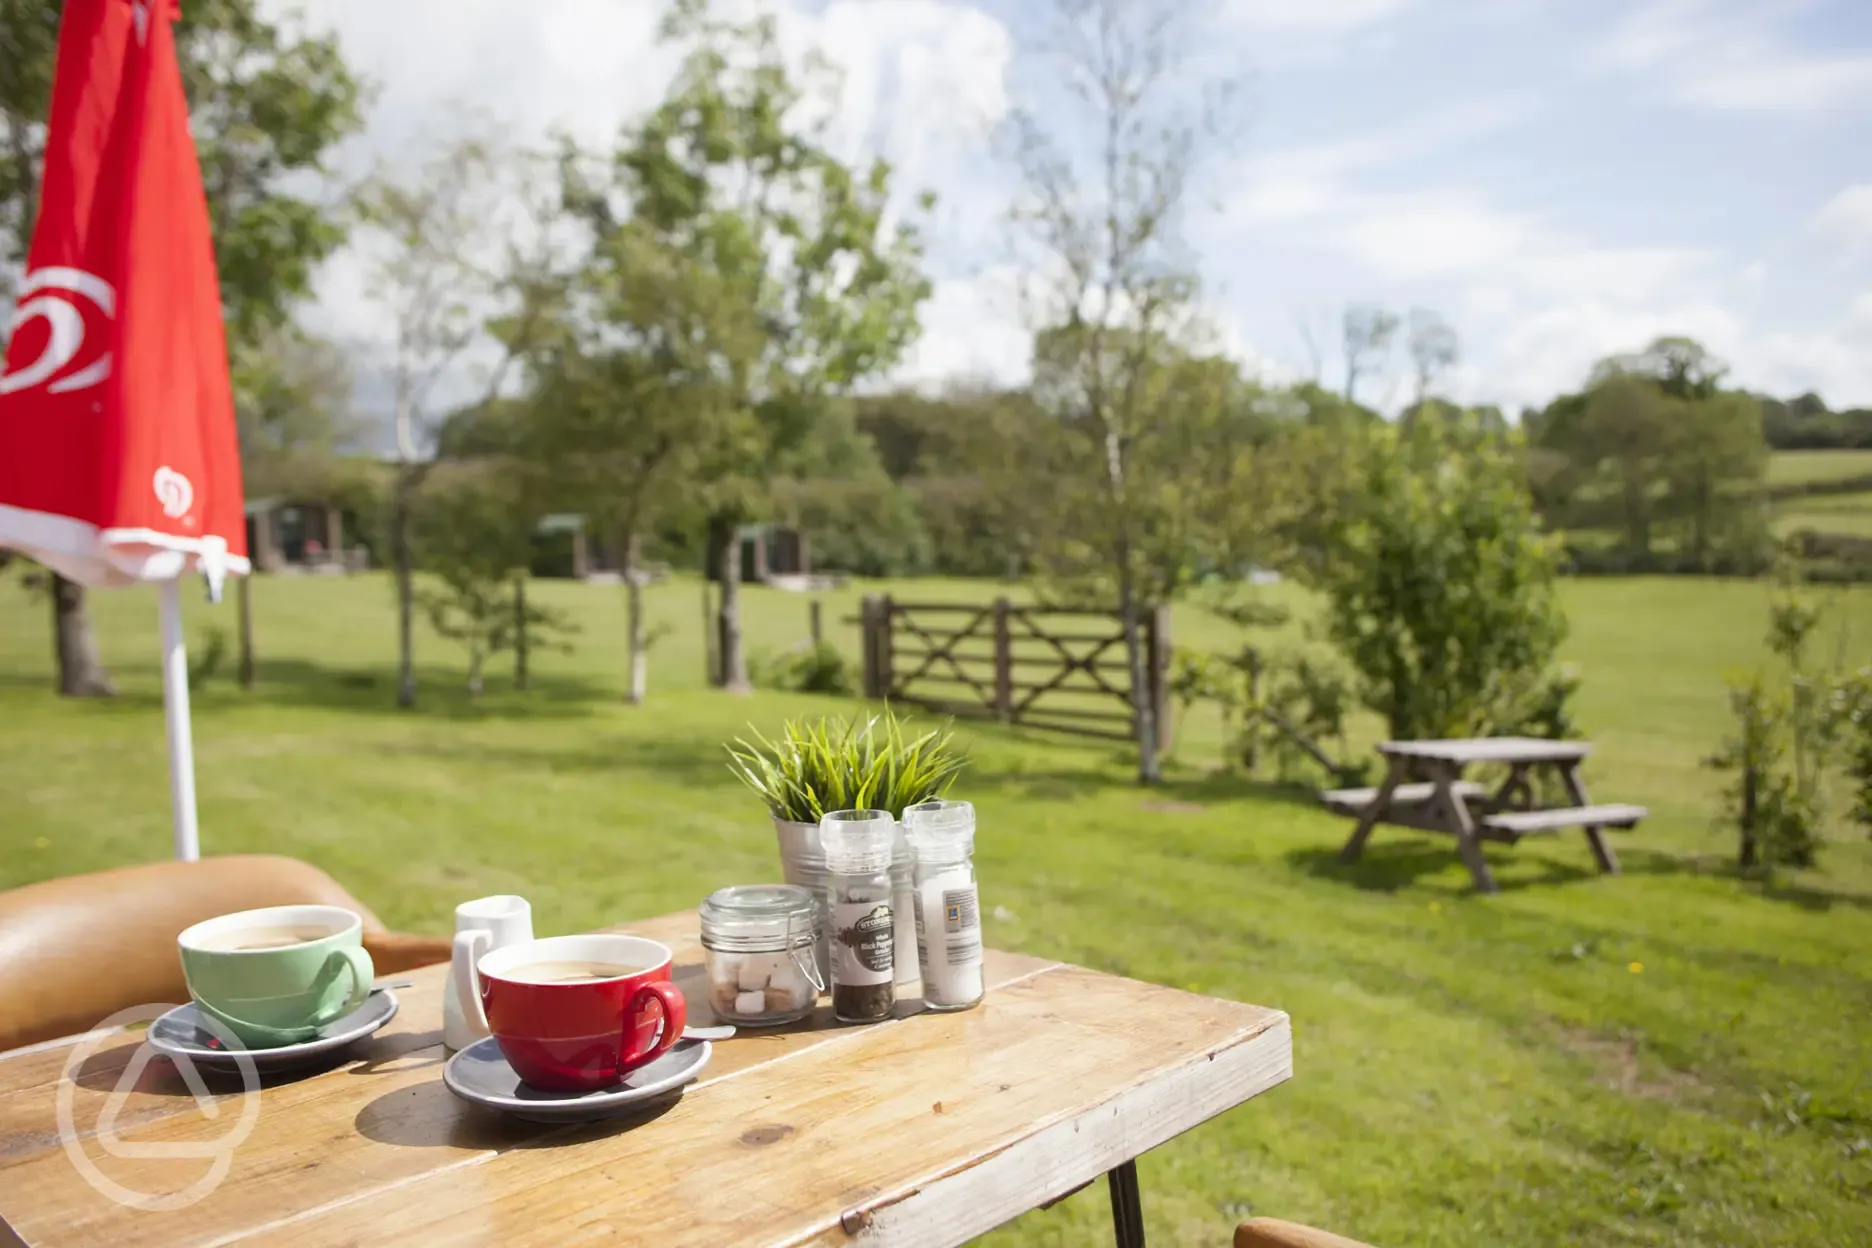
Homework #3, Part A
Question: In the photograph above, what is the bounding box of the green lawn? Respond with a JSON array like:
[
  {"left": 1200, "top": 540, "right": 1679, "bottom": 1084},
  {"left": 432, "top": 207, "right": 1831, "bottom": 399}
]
[
  {"left": 1767, "top": 449, "right": 1872, "bottom": 486},
  {"left": 3, "top": 571, "right": 1870, "bottom": 1247}
]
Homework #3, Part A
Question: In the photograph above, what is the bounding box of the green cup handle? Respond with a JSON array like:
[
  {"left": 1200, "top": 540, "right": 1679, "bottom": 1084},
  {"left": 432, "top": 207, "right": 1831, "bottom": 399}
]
[
  {"left": 330, "top": 945, "right": 375, "bottom": 1017},
  {"left": 193, "top": 945, "right": 376, "bottom": 1048}
]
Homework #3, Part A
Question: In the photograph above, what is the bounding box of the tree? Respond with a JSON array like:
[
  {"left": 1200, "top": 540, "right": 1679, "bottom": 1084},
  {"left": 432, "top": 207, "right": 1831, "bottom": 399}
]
[
  {"left": 1004, "top": 0, "right": 1243, "bottom": 783},
  {"left": 1535, "top": 337, "right": 1769, "bottom": 563},
  {"left": 1663, "top": 389, "right": 1768, "bottom": 565},
  {"left": 1, "top": 0, "right": 363, "bottom": 697},
  {"left": 409, "top": 463, "right": 570, "bottom": 697},
  {"left": 1312, "top": 411, "right": 1569, "bottom": 741},
  {"left": 353, "top": 138, "right": 558, "bottom": 709},
  {"left": 521, "top": 345, "right": 711, "bottom": 705},
  {"left": 1342, "top": 304, "right": 1399, "bottom": 406},
  {"left": 600, "top": 0, "right": 932, "bottom": 693},
  {"left": 1406, "top": 308, "right": 1459, "bottom": 405}
]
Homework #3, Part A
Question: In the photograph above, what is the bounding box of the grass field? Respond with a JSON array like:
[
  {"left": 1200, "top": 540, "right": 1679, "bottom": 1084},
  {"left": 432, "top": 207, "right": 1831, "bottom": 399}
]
[
  {"left": 4, "top": 571, "right": 1871, "bottom": 1246},
  {"left": 1767, "top": 448, "right": 1872, "bottom": 486}
]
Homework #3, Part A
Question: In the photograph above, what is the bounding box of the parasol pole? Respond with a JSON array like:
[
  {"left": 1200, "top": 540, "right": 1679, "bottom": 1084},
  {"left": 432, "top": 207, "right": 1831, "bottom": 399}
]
[{"left": 157, "top": 576, "right": 200, "bottom": 861}]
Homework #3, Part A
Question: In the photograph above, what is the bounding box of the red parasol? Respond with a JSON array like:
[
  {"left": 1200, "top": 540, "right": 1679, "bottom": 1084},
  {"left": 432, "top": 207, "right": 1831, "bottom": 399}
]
[{"left": 0, "top": 0, "right": 249, "bottom": 860}]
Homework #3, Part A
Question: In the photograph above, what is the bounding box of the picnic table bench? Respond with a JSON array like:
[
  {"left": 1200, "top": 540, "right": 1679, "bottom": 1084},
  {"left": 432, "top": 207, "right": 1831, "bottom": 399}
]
[
  {"left": 0, "top": 908, "right": 1292, "bottom": 1247},
  {"left": 1324, "top": 737, "right": 1647, "bottom": 893}
]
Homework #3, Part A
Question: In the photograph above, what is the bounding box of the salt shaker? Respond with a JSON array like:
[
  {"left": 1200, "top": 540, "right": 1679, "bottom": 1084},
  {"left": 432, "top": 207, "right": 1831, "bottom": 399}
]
[
  {"left": 820, "top": 809, "right": 896, "bottom": 1023},
  {"left": 904, "top": 799, "right": 984, "bottom": 1011}
]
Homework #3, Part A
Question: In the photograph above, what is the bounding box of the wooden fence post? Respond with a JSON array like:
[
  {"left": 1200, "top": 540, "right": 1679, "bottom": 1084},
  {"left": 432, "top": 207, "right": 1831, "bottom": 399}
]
[
  {"left": 237, "top": 575, "right": 255, "bottom": 690},
  {"left": 1243, "top": 647, "right": 1262, "bottom": 772},
  {"left": 1146, "top": 604, "right": 1172, "bottom": 756},
  {"left": 810, "top": 599, "right": 823, "bottom": 648},
  {"left": 513, "top": 575, "right": 529, "bottom": 692},
  {"left": 993, "top": 597, "right": 1013, "bottom": 721},
  {"left": 860, "top": 596, "right": 880, "bottom": 698},
  {"left": 878, "top": 595, "right": 896, "bottom": 700}
]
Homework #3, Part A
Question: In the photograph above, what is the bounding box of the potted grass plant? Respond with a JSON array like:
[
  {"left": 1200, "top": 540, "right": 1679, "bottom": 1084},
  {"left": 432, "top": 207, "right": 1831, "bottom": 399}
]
[{"left": 726, "top": 709, "right": 967, "bottom": 984}]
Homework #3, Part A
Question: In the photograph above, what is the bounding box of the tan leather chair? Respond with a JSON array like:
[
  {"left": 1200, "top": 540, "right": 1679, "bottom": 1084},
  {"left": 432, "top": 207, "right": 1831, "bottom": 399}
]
[
  {"left": 0, "top": 855, "right": 451, "bottom": 1052},
  {"left": 1236, "top": 1218, "right": 1378, "bottom": 1248}
]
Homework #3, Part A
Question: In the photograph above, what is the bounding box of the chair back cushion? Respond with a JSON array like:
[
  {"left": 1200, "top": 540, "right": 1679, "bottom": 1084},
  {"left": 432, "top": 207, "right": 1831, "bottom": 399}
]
[{"left": 0, "top": 856, "right": 382, "bottom": 1052}]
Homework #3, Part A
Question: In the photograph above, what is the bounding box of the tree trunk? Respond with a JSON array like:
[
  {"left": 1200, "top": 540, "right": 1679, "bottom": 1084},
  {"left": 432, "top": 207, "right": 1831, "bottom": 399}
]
[
  {"left": 51, "top": 574, "right": 116, "bottom": 697},
  {"left": 1738, "top": 761, "right": 1758, "bottom": 870},
  {"left": 1114, "top": 531, "right": 1159, "bottom": 785},
  {"left": 237, "top": 574, "right": 255, "bottom": 690},
  {"left": 709, "top": 512, "right": 749, "bottom": 693},
  {"left": 467, "top": 648, "right": 484, "bottom": 698},
  {"left": 624, "top": 532, "right": 647, "bottom": 705},
  {"left": 393, "top": 468, "right": 417, "bottom": 708},
  {"left": 700, "top": 574, "right": 716, "bottom": 686},
  {"left": 513, "top": 574, "right": 529, "bottom": 692}
]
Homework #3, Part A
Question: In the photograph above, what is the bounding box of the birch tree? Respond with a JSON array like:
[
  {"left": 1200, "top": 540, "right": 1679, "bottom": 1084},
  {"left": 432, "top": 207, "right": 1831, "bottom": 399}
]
[
  {"left": 1005, "top": 0, "right": 1242, "bottom": 782},
  {"left": 354, "top": 138, "right": 558, "bottom": 708}
]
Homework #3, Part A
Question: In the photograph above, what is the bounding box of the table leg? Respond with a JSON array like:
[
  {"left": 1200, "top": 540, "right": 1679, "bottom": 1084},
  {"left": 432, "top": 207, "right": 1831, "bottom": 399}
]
[
  {"left": 1489, "top": 762, "right": 1533, "bottom": 813},
  {"left": 1436, "top": 762, "right": 1498, "bottom": 894},
  {"left": 1339, "top": 756, "right": 1403, "bottom": 864},
  {"left": 1107, "top": 1160, "right": 1146, "bottom": 1248},
  {"left": 1560, "top": 761, "right": 1620, "bottom": 875}
]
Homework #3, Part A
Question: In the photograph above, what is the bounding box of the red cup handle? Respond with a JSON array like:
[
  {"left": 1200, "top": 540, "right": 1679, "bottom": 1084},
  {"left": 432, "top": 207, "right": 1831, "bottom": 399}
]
[{"left": 630, "top": 979, "right": 687, "bottom": 1064}]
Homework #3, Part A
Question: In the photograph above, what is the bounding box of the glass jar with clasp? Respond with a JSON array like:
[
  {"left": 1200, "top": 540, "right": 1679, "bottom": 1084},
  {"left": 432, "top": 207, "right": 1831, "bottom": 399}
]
[{"left": 698, "top": 884, "right": 826, "bottom": 1027}]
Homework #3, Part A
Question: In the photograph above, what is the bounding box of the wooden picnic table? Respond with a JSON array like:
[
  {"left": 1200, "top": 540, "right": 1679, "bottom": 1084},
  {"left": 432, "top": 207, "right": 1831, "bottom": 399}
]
[
  {"left": 1324, "top": 737, "right": 1647, "bottom": 894},
  {"left": 0, "top": 909, "right": 1291, "bottom": 1248}
]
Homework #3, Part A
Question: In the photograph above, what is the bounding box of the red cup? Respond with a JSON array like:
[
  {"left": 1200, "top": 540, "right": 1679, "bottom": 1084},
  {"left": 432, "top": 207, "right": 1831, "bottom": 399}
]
[{"left": 462, "top": 934, "right": 687, "bottom": 1092}]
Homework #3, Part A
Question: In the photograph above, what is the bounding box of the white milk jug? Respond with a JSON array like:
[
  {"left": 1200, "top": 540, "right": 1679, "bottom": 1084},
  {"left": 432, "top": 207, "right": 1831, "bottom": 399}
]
[{"left": 443, "top": 894, "right": 533, "bottom": 1052}]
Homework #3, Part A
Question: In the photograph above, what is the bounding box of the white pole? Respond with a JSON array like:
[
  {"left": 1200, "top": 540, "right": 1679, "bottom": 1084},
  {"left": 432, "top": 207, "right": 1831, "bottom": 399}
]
[{"left": 158, "top": 576, "right": 200, "bottom": 861}]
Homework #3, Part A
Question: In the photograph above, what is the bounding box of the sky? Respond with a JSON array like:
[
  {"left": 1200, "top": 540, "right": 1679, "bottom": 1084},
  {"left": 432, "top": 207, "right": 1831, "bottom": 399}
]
[{"left": 286, "top": 0, "right": 1872, "bottom": 417}]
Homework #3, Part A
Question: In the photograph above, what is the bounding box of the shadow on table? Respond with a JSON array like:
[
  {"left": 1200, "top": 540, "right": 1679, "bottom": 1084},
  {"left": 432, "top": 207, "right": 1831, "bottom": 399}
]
[
  {"left": 352, "top": 1077, "right": 682, "bottom": 1151},
  {"left": 1285, "top": 840, "right": 1708, "bottom": 896}
]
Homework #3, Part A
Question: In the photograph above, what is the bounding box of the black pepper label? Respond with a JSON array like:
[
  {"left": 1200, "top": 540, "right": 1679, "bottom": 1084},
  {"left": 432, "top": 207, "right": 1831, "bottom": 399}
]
[{"left": 833, "top": 901, "right": 894, "bottom": 985}]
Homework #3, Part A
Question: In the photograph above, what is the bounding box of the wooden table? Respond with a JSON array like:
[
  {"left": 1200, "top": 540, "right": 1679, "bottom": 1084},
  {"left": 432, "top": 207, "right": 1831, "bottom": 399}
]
[
  {"left": 0, "top": 910, "right": 1291, "bottom": 1247},
  {"left": 1326, "top": 737, "right": 1647, "bottom": 894}
]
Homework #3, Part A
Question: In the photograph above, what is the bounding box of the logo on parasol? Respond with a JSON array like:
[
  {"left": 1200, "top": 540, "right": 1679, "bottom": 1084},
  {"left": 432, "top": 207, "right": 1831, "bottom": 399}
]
[
  {"left": 0, "top": 266, "right": 114, "bottom": 397},
  {"left": 153, "top": 466, "right": 194, "bottom": 519}
]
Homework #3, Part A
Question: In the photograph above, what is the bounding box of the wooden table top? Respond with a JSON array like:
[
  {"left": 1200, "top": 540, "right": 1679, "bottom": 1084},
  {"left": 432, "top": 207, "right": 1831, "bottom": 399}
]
[
  {"left": 1377, "top": 736, "right": 1591, "bottom": 764},
  {"left": 0, "top": 909, "right": 1291, "bottom": 1247}
]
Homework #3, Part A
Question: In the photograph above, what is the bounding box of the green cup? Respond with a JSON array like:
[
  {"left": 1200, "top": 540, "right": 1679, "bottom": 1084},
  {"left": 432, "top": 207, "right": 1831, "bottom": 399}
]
[{"left": 176, "top": 905, "right": 375, "bottom": 1048}]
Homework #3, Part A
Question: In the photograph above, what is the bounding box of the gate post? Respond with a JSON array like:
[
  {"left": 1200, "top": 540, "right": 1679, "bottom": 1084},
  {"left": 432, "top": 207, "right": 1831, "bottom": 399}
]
[
  {"left": 993, "top": 598, "right": 1013, "bottom": 722},
  {"left": 878, "top": 594, "right": 896, "bottom": 701},
  {"left": 859, "top": 595, "right": 881, "bottom": 699},
  {"left": 1146, "top": 604, "right": 1172, "bottom": 754}
]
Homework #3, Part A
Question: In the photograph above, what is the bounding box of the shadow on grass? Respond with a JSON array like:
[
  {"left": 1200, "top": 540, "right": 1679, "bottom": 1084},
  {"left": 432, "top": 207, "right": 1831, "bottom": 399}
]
[
  {"left": 12, "top": 658, "right": 622, "bottom": 722},
  {"left": 1286, "top": 839, "right": 1712, "bottom": 896},
  {"left": 1755, "top": 879, "right": 1872, "bottom": 913}
]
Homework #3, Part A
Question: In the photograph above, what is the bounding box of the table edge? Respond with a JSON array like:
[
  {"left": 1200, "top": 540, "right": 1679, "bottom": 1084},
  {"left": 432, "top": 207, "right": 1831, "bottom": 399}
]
[{"left": 775, "top": 1008, "right": 1294, "bottom": 1248}]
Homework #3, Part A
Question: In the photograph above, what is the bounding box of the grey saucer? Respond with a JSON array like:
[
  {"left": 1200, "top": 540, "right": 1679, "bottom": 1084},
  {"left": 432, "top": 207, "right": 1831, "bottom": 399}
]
[
  {"left": 147, "top": 988, "right": 399, "bottom": 1073},
  {"left": 443, "top": 1036, "right": 712, "bottom": 1124}
]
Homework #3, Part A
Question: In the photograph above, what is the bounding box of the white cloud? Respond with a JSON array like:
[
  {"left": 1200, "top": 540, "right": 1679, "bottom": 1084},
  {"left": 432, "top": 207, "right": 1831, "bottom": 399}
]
[
  {"left": 1218, "top": 102, "right": 1730, "bottom": 408},
  {"left": 1592, "top": 0, "right": 1872, "bottom": 113},
  {"left": 1224, "top": 94, "right": 1537, "bottom": 228},
  {"left": 894, "top": 265, "right": 1029, "bottom": 389},
  {"left": 1811, "top": 184, "right": 1872, "bottom": 250},
  {"left": 1745, "top": 293, "right": 1872, "bottom": 401},
  {"left": 1224, "top": 0, "right": 1413, "bottom": 33}
]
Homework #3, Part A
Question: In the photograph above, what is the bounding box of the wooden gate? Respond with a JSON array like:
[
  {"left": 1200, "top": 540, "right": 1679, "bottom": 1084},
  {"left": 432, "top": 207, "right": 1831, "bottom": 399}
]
[{"left": 856, "top": 596, "right": 1170, "bottom": 743}]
